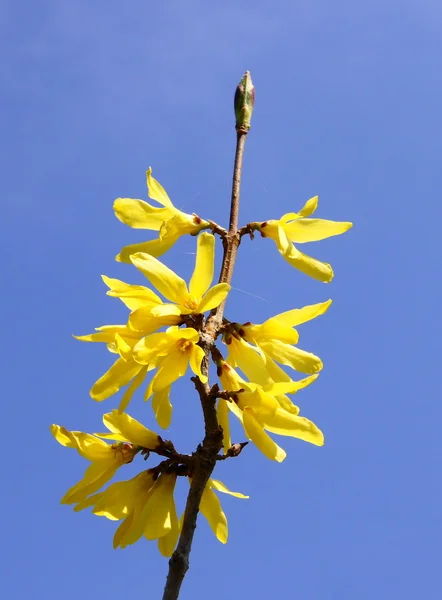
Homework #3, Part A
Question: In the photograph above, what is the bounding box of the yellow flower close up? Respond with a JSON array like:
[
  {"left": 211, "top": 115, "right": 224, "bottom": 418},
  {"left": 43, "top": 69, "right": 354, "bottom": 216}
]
[
  {"left": 218, "top": 360, "right": 323, "bottom": 462},
  {"left": 114, "top": 168, "right": 210, "bottom": 262},
  {"left": 128, "top": 232, "right": 230, "bottom": 325},
  {"left": 254, "top": 196, "right": 352, "bottom": 282},
  {"left": 51, "top": 410, "right": 162, "bottom": 505},
  {"left": 133, "top": 326, "right": 207, "bottom": 428}
]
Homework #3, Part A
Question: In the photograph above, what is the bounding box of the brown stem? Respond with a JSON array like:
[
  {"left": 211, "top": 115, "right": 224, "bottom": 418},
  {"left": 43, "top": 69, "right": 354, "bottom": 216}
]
[{"left": 162, "top": 129, "right": 249, "bottom": 600}]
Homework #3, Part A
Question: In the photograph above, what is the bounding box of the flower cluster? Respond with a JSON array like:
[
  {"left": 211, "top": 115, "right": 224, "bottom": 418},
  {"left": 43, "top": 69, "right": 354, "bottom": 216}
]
[{"left": 52, "top": 168, "right": 351, "bottom": 555}]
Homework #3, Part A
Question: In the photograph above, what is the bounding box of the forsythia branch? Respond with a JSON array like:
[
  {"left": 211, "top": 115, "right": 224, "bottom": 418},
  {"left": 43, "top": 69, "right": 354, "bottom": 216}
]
[{"left": 162, "top": 72, "right": 254, "bottom": 600}]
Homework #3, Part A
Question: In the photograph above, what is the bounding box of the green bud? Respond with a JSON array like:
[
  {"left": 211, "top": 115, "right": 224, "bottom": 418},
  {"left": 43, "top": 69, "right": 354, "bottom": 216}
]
[{"left": 234, "top": 71, "right": 255, "bottom": 132}]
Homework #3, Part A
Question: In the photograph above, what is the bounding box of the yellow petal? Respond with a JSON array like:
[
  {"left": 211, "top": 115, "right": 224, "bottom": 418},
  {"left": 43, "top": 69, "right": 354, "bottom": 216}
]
[
  {"left": 199, "top": 486, "right": 228, "bottom": 544},
  {"left": 91, "top": 480, "right": 136, "bottom": 520},
  {"left": 158, "top": 512, "right": 182, "bottom": 557},
  {"left": 149, "top": 304, "right": 182, "bottom": 318},
  {"left": 236, "top": 388, "right": 278, "bottom": 420},
  {"left": 273, "top": 300, "right": 332, "bottom": 328},
  {"left": 102, "top": 275, "right": 162, "bottom": 310},
  {"left": 128, "top": 307, "right": 181, "bottom": 334},
  {"left": 261, "top": 340, "right": 323, "bottom": 374},
  {"left": 189, "top": 232, "right": 215, "bottom": 300},
  {"left": 245, "top": 319, "right": 299, "bottom": 345},
  {"left": 103, "top": 410, "right": 161, "bottom": 449},
  {"left": 133, "top": 332, "right": 172, "bottom": 365},
  {"left": 152, "top": 386, "right": 173, "bottom": 429},
  {"left": 130, "top": 252, "right": 189, "bottom": 305},
  {"left": 196, "top": 283, "right": 230, "bottom": 314},
  {"left": 209, "top": 479, "right": 249, "bottom": 499},
  {"left": 146, "top": 167, "right": 173, "bottom": 208},
  {"left": 243, "top": 407, "right": 286, "bottom": 462},
  {"left": 217, "top": 399, "right": 231, "bottom": 455},
  {"left": 144, "top": 474, "right": 177, "bottom": 540},
  {"left": 62, "top": 463, "right": 118, "bottom": 504},
  {"left": 152, "top": 350, "right": 189, "bottom": 391},
  {"left": 298, "top": 195, "right": 319, "bottom": 217},
  {"left": 116, "top": 235, "right": 179, "bottom": 263},
  {"left": 113, "top": 197, "right": 172, "bottom": 230},
  {"left": 265, "top": 408, "right": 324, "bottom": 446},
  {"left": 226, "top": 337, "right": 272, "bottom": 386},
  {"left": 91, "top": 358, "right": 144, "bottom": 401},
  {"left": 188, "top": 344, "right": 207, "bottom": 383},
  {"left": 117, "top": 367, "right": 148, "bottom": 413},
  {"left": 276, "top": 225, "right": 334, "bottom": 283},
  {"left": 51, "top": 424, "right": 77, "bottom": 448},
  {"left": 284, "top": 218, "right": 353, "bottom": 243},
  {"left": 264, "top": 374, "right": 318, "bottom": 395}
]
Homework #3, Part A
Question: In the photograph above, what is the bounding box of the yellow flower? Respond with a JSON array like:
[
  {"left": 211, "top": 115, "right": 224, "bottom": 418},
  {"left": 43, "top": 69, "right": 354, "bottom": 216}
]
[
  {"left": 229, "top": 300, "right": 332, "bottom": 376},
  {"left": 217, "top": 361, "right": 323, "bottom": 462},
  {"left": 50, "top": 410, "right": 162, "bottom": 504},
  {"left": 114, "top": 168, "right": 210, "bottom": 262},
  {"left": 75, "top": 473, "right": 247, "bottom": 554},
  {"left": 128, "top": 232, "right": 230, "bottom": 325},
  {"left": 226, "top": 331, "right": 322, "bottom": 377},
  {"left": 253, "top": 196, "right": 352, "bottom": 282},
  {"left": 197, "top": 478, "right": 248, "bottom": 544},
  {"left": 133, "top": 326, "right": 207, "bottom": 428}
]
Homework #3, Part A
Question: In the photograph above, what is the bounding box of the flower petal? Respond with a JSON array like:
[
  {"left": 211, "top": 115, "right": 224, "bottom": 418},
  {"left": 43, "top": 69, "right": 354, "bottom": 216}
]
[
  {"left": 276, "top": 226, "right": 334, "bottom": 283},
  {"left": 116, "top": 235, "right": 179, "bottom": 263},
  {"left": 265, "top": 374, "right": 318, "bottom": 395},
  {"left": 197, "top": 283, "right": 231, "bottom": 313},
  {"left": 243, "top": 407, "right": 286, "bottom": 462},
  {"left": 284, "top": 218, "right": 353, "bottom": 243},
  {"left": 189, "top": 232, "right": 215, "bottom": 300},
  {"left": 130, "top": 252, "right": 189, "bottom": 305},
  {"left": 144, "top": 473, "right": 177, "bottom": 540},
  {"left": 209, "top": 479, "right": 249, "bottom": 499},
  {"left": 152, "top": 386, "right": 173, "bottom": 429},
  {"left": 118, "top": 367, "right": 148, "bottom": 412},
  {"left": 103, "top": 410, "right": 161, "bottom": 449},
  {"left": 151, "top": 350, "right": 189, "bottom": 391},
  {"left": 199, "top": 486, "right": 228, "bottom": 544},
  {"left": 102, "top": 275, "right": 162, "bottom": 310},
  {"left": 128, "top": 307, "right": 181, "bottom": 334},
  {"left": 265, "top": 408, "right": 324, "bottom": 446},
  {"left": 217, "top": 399, "right": 231, "bottom": 455},
  {"left": 158, "top": 512, "right": 182, "bottom": 557},
  {"left": 273, "top": 300, "right": 332, "bottom": 328},
  {"left": 226, "top": 337, "right": 272, "bottom": 386},
  {"left": 298, "top": 195, "right": 319, "bottom": 217},
  {"left": 113, "top": 198, "right": 172, "bottom": 230},
  {"left": 146, "top": 167, "right": 173, "bottom": 208},
  {"left": 188, "top": 344, "right": 207, "bottom": 382},
  {"left": 51, "top": 424, "right": 77, "bottom": 448},
  {"left": 261, "top": 340, "right": 323, "bottom": 374},
  {"left": 90, "top": 358, "right": 144, "bottom": 401}
]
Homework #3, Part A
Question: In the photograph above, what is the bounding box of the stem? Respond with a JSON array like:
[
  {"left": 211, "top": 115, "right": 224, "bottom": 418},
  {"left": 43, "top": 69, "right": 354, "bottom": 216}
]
[{"left": 161, "top": 129, "right": 249, "bottom": 600}]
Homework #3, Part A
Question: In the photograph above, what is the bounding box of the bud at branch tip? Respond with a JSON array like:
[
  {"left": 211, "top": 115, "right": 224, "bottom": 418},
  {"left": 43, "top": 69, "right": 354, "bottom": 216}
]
[{"left": 234, "top": 71, "right": 255, "bottom": 133}]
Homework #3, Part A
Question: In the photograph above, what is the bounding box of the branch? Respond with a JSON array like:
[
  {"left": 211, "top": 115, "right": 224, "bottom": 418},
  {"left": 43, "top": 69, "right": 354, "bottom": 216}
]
[{"left": 162, "top": 72, "right": 254, "bottom": 600}]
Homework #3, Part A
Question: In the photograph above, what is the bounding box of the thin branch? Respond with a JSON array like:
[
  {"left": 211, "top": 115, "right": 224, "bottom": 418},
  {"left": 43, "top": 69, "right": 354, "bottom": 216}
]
[{"left": 162, "top": 72, "right": 254, "bottom": 600}]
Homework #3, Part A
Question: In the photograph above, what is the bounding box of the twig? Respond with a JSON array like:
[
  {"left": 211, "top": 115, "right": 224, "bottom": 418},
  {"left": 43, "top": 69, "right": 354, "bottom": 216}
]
[{"left": 162, "top": 72, "right": 254, "bottom": 600}]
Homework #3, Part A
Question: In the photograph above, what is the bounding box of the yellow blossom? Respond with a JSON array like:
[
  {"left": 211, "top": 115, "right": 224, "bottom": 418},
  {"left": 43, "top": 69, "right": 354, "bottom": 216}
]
[
  {"left": 75, "top": 473, "right": 246, "bottom": 554},
  {"left": 133, "top": 326, "right": 207, "bottom": 428},
  {"left": 50, "top": 410, "right": 162, "bottom": 505},
  {"left": 217, "top": 361, "right": 323, "bottom": 462},
  {"left": 226, "top": 332, "right": 322, "bottom": 377},
  {"left": 253, "top": 196, "right": 352, "bottom": 282},
  {"left": 114, "top": 168, "right": 210, "bottom": 262},
  {"left": 128, "top": 232, "right": 230, "bottom": 326}
]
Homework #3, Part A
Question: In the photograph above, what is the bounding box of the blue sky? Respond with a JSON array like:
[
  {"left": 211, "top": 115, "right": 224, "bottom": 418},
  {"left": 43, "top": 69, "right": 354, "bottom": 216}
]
[{"left": 2, "top": 1, "right": 441, "bottom": 598}]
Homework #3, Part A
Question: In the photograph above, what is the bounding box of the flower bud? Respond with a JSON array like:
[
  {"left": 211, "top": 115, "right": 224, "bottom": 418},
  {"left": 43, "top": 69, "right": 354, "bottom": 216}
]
[{"left": 234, "top": 71, "right": 255, "bottom": 132}]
